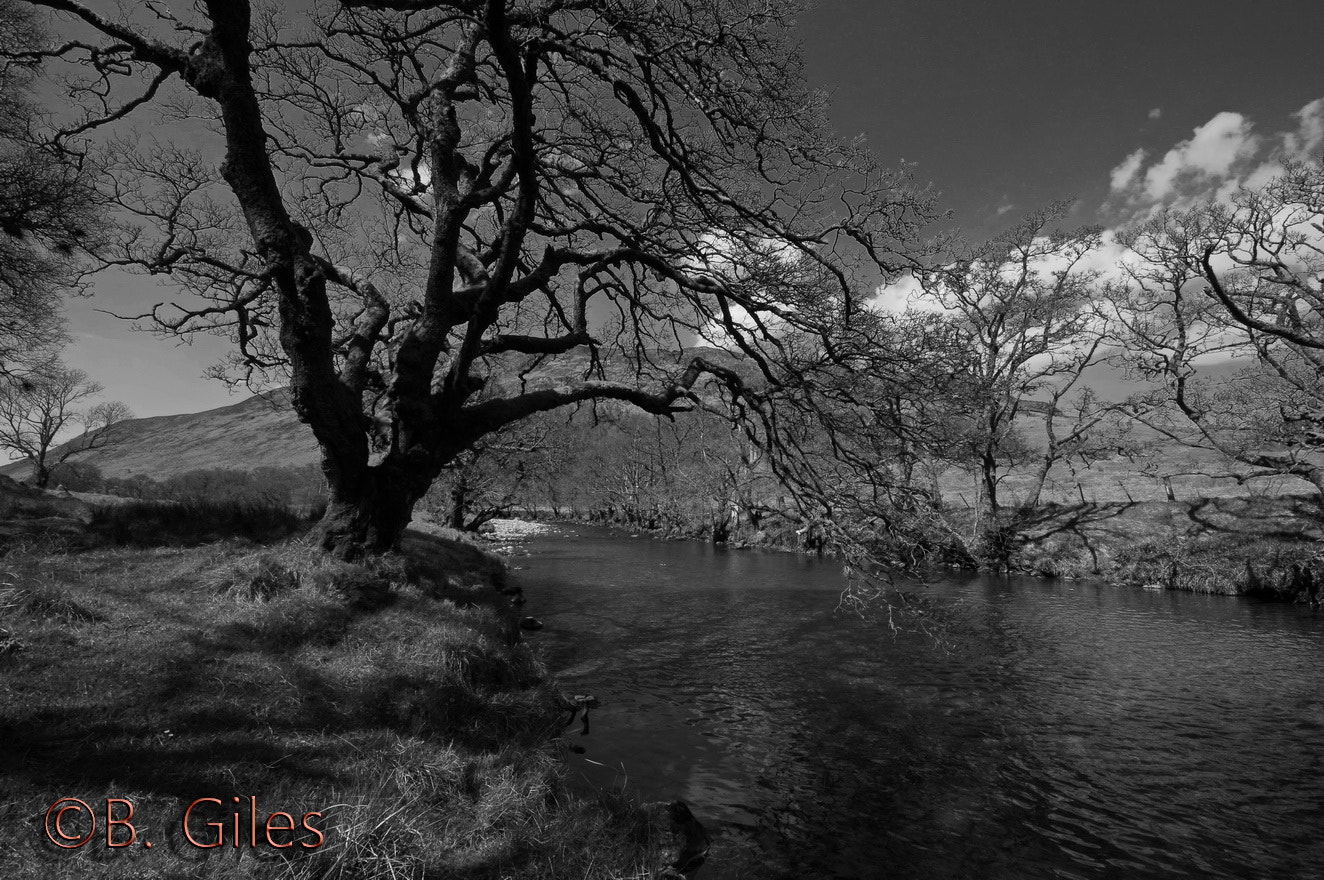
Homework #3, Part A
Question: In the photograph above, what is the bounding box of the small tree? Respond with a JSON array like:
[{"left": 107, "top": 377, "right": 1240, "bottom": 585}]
[{"left": 0, "top": 365, "right": 130, "bottom": 487}]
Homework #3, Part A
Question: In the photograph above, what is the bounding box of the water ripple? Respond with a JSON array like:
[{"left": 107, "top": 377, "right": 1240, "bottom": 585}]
[{"left": 518, "top": 527, "right": 1324, "bottom": 879}]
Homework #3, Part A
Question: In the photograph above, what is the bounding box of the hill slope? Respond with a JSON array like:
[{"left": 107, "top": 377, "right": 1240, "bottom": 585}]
[{"left": 0, "top": 390, "right": 319, "bottom": 481}]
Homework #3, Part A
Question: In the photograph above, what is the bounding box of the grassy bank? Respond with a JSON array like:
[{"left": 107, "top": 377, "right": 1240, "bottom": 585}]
[
  {"left": 0, "top": 506, "right": 664, "bottom": 878},
  {"left": 1000, "top": 494, "right": 1324, "bottom": 600}
]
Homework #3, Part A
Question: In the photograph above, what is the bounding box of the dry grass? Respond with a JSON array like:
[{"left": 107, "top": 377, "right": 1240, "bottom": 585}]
[{"left": 0, "top": 531, "right": 662, "bottom": 878}]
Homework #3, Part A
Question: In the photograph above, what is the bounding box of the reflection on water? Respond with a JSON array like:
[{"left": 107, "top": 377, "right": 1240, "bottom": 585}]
[{"left": 514, "top": 526, "right": 1324, "bottom": 879}]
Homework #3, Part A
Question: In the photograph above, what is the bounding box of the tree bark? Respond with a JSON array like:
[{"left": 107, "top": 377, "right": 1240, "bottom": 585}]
[
  {"left": 980, "top": 449, "right": 1000, "bottom": 517},
  {"left": 311, "top": 457, "right": 438, "bottom": 559},
  {"left": 1024, "top": 456, "right": 1052, "bottom": 509}
]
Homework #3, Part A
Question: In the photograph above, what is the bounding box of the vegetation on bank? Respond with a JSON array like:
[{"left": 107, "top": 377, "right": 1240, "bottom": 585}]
[
  {"left": 976, "top": 494, "right": 1324, "bottom": 601},
  {"left": 547, "top": 481, "right": 1324, "bottom": 603},
  {"left": 0, "top": 498, "right": 667, "bottom": 879}
]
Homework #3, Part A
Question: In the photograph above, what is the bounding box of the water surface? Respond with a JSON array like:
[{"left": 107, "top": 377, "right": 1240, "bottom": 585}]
[{"left": 512, "top": 525, "right": 1324, "bottom": 879}]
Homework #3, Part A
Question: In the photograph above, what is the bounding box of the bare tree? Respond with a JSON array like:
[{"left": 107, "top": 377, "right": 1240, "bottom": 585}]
[
  {"left": 0, "top": 364, "right": 130, "bottom": 488},
  {"left": 913, "top": 204, "right": 1106, "bottom": 518},
  {"left": 1111, "top": 169, "right": 1324, "bottom": 500},
  {"left": 12, "top": 0, "right": 936, "bottom": 558}
]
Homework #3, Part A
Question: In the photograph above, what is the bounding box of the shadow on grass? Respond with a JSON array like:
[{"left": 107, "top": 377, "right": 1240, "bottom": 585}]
[{"left": 0, "top": 529, "right": 656, "bottom": 879}]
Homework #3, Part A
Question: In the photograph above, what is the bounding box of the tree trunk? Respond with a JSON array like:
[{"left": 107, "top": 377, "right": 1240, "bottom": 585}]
[
  {"left": 447, "top": 475, "right": 468, "bottom": 531},
  {"left": 32, "top": 458, "right": 50, "bottom": 489},
  {"left": 1024, "top": 456, "right": 1052, "bottom": 510},
  {"left": 311, "top": 461, "right": 434, "bottom": 559},
  {"left": 980, "top": 450, "right": 1000, "bottom": 517}
]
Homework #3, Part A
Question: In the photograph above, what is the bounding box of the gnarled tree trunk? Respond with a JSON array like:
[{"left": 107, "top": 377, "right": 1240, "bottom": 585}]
[{"left": 311, "top": 455, "right": 442, "bottom": 559}]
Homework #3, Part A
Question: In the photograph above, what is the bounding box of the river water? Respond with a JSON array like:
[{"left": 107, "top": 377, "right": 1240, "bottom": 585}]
[{"left": 511, "top": 525, "right": 1324, "bottom": 879}]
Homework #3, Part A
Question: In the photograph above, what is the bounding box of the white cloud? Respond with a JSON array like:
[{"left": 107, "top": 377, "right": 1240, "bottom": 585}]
[
  {"left": 1142, "top": 111, "right": 1259, "bottom": 201},
  {"left": 1105, "top": 98, "right": 1324, "bottom": 222},
  {"left": 1148, "top": 107, "right": 1163, "bottom": 120},
  {"left": 1074, "top": 229, "right": 1136, "bottom": 278},
  {"left": 689, "top": 231, "right": 802, "bottom": 349},
  {"left": 1284, "top": 98, "right": 1324, "bottom": 160},
  {"left": 869, "top": 272, "right": 926, "bottom": 314},
  {"left": 1109, "top": 148, "right": 1147, "bottom": 192}
]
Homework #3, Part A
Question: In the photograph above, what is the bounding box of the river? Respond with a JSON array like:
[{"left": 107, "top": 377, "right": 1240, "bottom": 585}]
[{"left": 510, "top": 524, "right": 1324, "bottom": 879}]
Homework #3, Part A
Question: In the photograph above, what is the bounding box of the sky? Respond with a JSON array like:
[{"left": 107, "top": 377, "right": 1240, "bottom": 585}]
[{"left": 54, "top": 0, "right": 1324, "bottom": 418}]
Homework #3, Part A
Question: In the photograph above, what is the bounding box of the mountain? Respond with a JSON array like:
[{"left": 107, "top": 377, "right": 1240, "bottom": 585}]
[{"left": 0, "top": 390, "right": 319, "bottom": 482}]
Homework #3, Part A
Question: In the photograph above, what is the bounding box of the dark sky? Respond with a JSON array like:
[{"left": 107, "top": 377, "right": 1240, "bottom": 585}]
[
  {"left": 55, "top": 0, "right": 1324, "bottom": 416},
  {"left": 795, "top": 0, "right": 1324, "bottom": 233}
]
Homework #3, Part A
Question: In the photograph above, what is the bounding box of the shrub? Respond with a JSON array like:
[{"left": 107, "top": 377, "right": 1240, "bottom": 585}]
[{"left": 88, "top": 498, "right": 317, "bottom": 547}]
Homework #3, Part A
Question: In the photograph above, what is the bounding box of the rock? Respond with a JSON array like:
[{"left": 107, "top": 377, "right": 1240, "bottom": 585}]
[
  {"left": 643, "top": 800, "right": 711, "bottom": 877},
  {"left": 519, "top": 616, "right": 543, "bottom": 631}
]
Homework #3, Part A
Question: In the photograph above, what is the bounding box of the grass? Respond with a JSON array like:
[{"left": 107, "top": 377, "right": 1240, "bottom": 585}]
[{"left": 0, "top": 529, "right": 665, "bottom": 878}]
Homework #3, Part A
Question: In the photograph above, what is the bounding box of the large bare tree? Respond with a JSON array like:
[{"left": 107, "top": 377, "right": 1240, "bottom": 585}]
[{"left": 12, "top": 0, "right": 935, "bottom": 557}]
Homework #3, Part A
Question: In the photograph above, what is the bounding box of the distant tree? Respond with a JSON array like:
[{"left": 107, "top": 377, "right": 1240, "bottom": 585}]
[
  {"left": 913, "top": 204, "right": 1106, "bottom": 518},
  {"left": 422, "top": 418, "right": 548, "bottom": 532},
  {"left": 0, "top": 0, "right": 98, "bottom": 379},
  {"left": 10, "top": 0, "right": 936, "bottom": 559},
  {"left": 0, "top": 365, "right": 130, "bottom": 487}
]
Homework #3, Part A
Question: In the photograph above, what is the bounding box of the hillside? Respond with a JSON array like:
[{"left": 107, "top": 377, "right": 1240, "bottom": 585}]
[
  {"left": 0, "top": 348, "right": 738, "bottom": 484},
  {"left": 0, "top": 390, "right": 318, "bottom": 482}
]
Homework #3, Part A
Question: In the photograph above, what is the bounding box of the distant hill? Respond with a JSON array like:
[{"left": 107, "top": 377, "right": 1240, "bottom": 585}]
[
  {"left": 0, "top": 390, "right": 318, "bottom": 482},
  {"left": 0, "top": 347, "right": 740, "bottom": 484}
]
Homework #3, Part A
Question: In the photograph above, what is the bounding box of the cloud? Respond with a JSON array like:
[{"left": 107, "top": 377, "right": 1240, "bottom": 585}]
[
  {"left": 1109, "top": 148, "right": 1147, "bottom": 192},
  {"left": 1105, "top": 97, "right": 1324, "bottom": 221},
  {"left": 995, "top": 198, "right": 1016, "bottom": 217},
  {"left": 1148, "top": 107, "right": 1163, "bottom": 120},
  {"left": 868, "top": 272, "right": 926, "bottom": 314},
  {"left": 1284, "top": 98, "right": 1324, "bottom": 159},
  {"left": 1142, "top": 111, "right": 1259, "bottom": 201}
]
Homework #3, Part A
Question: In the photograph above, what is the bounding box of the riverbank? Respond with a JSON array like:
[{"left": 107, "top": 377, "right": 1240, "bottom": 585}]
[
  {"left": 1001, "top": 494, "right": 1324, "bottom": 600},
  {"left": 536, "top": 495, "right": 1324, "bottom": 602},
  {"left": 0, "top": 514, "right": 663, "bottom": 877}
]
